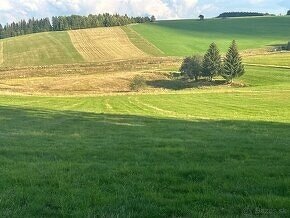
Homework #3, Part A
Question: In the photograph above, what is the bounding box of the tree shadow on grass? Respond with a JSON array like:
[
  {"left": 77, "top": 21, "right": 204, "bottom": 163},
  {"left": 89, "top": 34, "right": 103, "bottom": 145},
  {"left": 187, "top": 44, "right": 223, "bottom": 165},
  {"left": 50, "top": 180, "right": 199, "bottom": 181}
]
[
  {"left": 147, "top": 79, "right": 226, "bottom": 90},
  {"left": 0, "top": 105, "right": 289, "bottom": 217}
]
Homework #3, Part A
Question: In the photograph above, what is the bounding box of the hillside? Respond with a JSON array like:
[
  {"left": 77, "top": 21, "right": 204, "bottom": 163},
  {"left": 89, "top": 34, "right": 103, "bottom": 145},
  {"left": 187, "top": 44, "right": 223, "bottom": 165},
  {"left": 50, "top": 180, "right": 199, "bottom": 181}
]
[
  {"left": 1, "top": 16, "right": 290, "bottom": 67},
  {"left": 132, "top": 16, "right": 290, "bottom": 56},
  {"left": 1, "top": 32, "right": 84, "bottom": 67},
  {"left": 0, "top": 27, "right": 158, "bottom": 67},
  {"left": 0, "top": 14, "right": 290, "bottom": 216},
  {"left": 68, "top": 27, "right": 148, "bottom": 62}
]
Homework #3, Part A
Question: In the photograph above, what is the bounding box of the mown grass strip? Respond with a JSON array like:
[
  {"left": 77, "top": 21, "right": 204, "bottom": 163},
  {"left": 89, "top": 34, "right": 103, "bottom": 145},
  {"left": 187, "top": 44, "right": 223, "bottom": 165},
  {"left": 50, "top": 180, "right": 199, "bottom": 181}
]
[
  {"left": 0, "top": 42, "right": 3, "bottom": 65},
  {"left": 122, "top": 26, "right": 164, "bottom": 56}
]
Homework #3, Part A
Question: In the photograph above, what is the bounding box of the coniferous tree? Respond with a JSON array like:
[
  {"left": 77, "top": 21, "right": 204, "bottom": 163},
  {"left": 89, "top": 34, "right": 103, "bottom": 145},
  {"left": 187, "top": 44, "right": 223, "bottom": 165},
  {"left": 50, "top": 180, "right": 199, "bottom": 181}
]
[
  {"left": 202, "top": 43, "right": 222, "bottom": 81},
  {"left": 222, "top": 40, "right": 245, "bottom": 83},
  {"left": 0, "top": 14, "right": 151, "bottom": 39}
]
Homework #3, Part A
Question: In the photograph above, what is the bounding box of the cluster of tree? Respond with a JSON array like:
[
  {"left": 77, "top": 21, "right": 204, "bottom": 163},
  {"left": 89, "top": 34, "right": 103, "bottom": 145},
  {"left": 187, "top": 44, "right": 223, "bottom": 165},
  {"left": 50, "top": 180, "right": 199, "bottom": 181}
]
[
  {"left": 0, "top": 18, "right": 51, "bottom": 39},
  {"left": 287, "top": 10, "right": 290, "bottom": 15},
  {"left": 180, "top": 41, "right": 245, "bottom": 83},
  {"left": 217, "top": 12, "right": 274, "bottom": 18},
  {"left": 51, "top": 14, "right": 155, "bottom": 31},
  {"left": 0, "top": 14, "right": 155, "bottom": 39}
]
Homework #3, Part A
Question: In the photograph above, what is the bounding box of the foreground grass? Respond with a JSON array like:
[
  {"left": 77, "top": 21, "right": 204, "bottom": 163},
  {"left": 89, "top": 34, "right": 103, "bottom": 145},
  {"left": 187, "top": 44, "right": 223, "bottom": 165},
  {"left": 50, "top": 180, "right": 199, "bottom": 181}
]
[
  {"left": 1, "top": 32, "right": 84, "bottom": 67},
  {"left": 0, "top": 90, "right": 289, "bottom": 216},
  {"left": 0, "top": 62, "right": 289, "bottom": 216},
  {"left": 132, "top": 16, "right": 290, "bottom": 56}
]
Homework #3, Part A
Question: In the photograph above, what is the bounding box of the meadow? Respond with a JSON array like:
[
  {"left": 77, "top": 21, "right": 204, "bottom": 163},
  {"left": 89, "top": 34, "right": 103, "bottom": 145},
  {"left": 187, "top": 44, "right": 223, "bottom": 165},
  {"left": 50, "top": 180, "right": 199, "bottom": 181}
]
[
  {"left": 0, "top": 16, "right": 289, "bottom": 217},
  {"left": 132, "top": 16, "right": 290, "bottom": 56}
]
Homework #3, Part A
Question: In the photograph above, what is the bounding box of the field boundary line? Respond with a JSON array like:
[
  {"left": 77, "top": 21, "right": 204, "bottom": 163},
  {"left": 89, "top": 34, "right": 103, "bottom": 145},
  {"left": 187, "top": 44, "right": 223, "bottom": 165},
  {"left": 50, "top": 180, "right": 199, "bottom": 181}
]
[
  {"left": 120, "top": 27, "right": 150, "bottom": 57},
  {"left": 0, "top": 41, "right": 3, "bottom": 65},
  {"left": 245, "top": 63, "right": 290, "bottom": 69},
  {"left": 124, "top": 26, "right": 165, "bottom": 55}
]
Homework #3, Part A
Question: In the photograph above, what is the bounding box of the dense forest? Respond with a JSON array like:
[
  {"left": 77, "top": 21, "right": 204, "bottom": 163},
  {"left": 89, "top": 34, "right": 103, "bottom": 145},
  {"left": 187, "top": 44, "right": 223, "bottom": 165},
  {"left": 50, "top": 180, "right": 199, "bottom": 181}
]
[
  {"left": 0, "top": 13, "right": 154, "bottom": 39},
  {"left": 217, "top": 12, "right": 274, "bottom": 18}
]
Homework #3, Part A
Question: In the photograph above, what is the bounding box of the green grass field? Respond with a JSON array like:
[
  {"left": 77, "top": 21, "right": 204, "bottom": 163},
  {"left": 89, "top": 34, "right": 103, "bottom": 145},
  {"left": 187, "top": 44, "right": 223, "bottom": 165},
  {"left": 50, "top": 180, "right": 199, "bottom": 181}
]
[
  {"left": 1, "top": 32, "right": 84, "bottom": 67},
  {"left": 0, "top": 16, "right": 290, "bottom": 217},
  {"left": 132, "top": 16, "right": 290, "bottom": 56},
  {"left": 1, "top": 65, "right": 290, "bottom": 216}
]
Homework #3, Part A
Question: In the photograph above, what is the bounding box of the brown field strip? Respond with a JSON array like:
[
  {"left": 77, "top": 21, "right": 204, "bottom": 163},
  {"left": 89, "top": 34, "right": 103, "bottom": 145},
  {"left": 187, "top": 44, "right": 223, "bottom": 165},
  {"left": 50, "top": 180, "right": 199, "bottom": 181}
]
[
  {"left": 68, "top": 27, "right": 148, "bottom": 62},
  {"left": 0, "top": 57, "right": 181, "bottom": 95},
  {"left": 0, "top": 42, "right": 3, "bottom": 65}
]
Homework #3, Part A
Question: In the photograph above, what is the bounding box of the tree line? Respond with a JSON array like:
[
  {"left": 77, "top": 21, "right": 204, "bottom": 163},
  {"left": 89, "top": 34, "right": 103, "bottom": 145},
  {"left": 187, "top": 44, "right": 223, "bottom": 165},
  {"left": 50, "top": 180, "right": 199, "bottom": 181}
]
[
  {"left": 0, "top": 14, "right": 155, "bottom": 39},
  {"left": 217, "top": 12, "right": 274, "bottom": 18},
  {"left": 180, "top": 41, "right": 245, "bottom": 83}
]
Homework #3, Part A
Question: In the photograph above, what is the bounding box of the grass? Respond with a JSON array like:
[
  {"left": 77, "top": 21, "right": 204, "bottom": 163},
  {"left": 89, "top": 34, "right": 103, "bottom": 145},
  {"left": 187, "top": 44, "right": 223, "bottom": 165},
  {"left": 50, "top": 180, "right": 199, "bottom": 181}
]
[
  {"left": 0, "top": 41, "right": 3, "bottom": 65},
  {"left": 0, "top": 62, "right": 290, "bottom": 216},
  {"left": 122, "top": 26, "right": 164, "bottom": 57},
  {"left": 1, "top": 32, "right": 84, "bottom": 67},
  {"left": 244, "top": 52, "right": 290, "bottom": 67},
  {"left": 132, "top": 16, "right": 290, "bottom": 56},
  {"left": 0, "top": 88, "right": 289, "bottom": 217},
  {"left": 0, "top": 57, "right": 181, "bottom": 95},
  {"left": 68, "top": 27, "right": 148, "bottom": 62},
  {"left": 0, "top": 16, "right": 290, "bottom": 217}
]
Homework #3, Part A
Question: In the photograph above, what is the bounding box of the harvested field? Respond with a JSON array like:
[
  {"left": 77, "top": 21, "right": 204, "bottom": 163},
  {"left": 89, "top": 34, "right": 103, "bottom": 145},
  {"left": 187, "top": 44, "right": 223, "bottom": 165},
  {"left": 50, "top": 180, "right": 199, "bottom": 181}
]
[
  {"left": 0, "top": 57, "right": 181, "bottom": 95},
  {"left": 69, "top": 27, "right": 148, "bottom": 62}
]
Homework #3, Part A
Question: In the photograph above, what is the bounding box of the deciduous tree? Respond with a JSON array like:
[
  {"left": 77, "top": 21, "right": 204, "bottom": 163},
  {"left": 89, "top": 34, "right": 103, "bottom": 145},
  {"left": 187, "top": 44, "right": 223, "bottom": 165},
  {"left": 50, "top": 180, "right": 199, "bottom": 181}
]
[{"left": 180, "top": 55, "right": 203, "bottom": 81}]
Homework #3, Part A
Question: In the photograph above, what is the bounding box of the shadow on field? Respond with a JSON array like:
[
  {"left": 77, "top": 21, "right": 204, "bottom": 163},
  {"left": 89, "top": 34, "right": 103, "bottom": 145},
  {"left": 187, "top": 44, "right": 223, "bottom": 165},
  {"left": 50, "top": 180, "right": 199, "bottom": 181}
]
[
  {"left": 147, "top": 79, "right": 226, "bottom": 90},
  {"left": 0, "top": 105, "right": 289, "bottom": 217}
]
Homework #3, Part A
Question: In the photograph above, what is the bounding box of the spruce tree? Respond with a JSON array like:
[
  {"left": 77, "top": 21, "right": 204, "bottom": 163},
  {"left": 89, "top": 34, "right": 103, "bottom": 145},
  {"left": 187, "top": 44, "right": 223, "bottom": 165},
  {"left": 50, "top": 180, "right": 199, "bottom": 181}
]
[
  {"left": 222, "top": 40, "right": 245, "bottom": 83},
  {"left": 202, "top": 43, "right": 222, "bottom": 81}
]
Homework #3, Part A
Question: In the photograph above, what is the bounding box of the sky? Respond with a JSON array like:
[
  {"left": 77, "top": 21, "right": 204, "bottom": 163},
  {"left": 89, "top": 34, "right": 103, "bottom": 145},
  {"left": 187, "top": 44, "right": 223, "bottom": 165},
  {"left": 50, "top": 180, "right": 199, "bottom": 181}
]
[{"left": 0, "top": 0, "right": 290, "bottom": 24}]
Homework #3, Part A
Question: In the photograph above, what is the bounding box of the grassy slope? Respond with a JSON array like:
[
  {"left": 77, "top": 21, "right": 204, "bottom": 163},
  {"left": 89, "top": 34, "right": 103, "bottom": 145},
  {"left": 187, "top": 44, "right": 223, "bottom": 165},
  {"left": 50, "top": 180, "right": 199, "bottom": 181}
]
[
  {"left": 132, "top": 16, "right": 290, "bottom": 56},
  {"left": 0, "top": 17, "right": 289, "bottom": 216},
  {"left": 68, "top": 27, "right": 148, "bottom": 62},
  {"left": 244, "top": 52, "right": 290, "bottom": 66},
  {"left": 0, "top": 65, "right": 290, "bottom": 216},
  {"left": 1, "top": 32, "right": 84, "bottom": 67},
  {"left": 122, "top": 26, "right": 164, "bottom": 56}
]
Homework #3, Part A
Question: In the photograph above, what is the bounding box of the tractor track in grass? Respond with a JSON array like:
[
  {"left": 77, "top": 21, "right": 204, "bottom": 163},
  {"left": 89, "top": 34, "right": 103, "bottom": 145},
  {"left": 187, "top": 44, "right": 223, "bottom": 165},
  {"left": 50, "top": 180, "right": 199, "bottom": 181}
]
[{"left": 129, "top": 96, "right": 198, "bottom": 119}]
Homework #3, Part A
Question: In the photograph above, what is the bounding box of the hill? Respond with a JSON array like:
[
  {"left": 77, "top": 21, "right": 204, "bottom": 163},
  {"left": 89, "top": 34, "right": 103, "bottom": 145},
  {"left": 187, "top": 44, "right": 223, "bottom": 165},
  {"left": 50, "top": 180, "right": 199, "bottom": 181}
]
[
  {"left": 0, "top": 15, "right": 290, "bottom": 216},
  {"left": 132, "top": 16, "right": 290, "bottom": 56},
  {"left": 0, "top": 27, "right": 159, "bottom": 67},
  {"left": 1, "top": 16, "right": 290, "bottom": 67},
  {"left": 0, "top": 32, "right": 84, "bottom": 67}
]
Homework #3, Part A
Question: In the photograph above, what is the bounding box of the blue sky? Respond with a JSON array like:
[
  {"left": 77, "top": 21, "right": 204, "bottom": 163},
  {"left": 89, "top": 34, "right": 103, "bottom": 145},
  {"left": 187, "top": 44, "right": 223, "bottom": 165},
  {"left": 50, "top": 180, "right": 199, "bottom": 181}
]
[{"left": 0, "top": 0, "right": 290, "bottom": 24}]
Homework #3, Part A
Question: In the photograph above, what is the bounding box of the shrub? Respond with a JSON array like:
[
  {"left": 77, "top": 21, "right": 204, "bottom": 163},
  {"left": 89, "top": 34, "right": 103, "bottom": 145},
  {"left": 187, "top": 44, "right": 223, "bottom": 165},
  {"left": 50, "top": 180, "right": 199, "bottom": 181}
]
[
  {"left": 287, "top": 42, "right": 290, "bottom": 51},
  {"left": 130, "top": 75, "right": 146, "bottom": 91},
  {"left": 180, "top": 55, "right": 203, "bottom": 81}
]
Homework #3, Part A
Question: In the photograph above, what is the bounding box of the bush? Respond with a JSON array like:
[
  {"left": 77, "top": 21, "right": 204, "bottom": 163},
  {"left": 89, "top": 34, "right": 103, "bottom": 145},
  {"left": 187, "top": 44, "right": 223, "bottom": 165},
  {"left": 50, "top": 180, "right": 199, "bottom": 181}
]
[
  {"left": 287, "top": 42, "right": 290, "bottom": 51},
  {"left": 130, "top": 75, "right": 146, "bottom": 91},
  {"left": 180, "top": 55, "right": 203, "bottom": 81}
]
